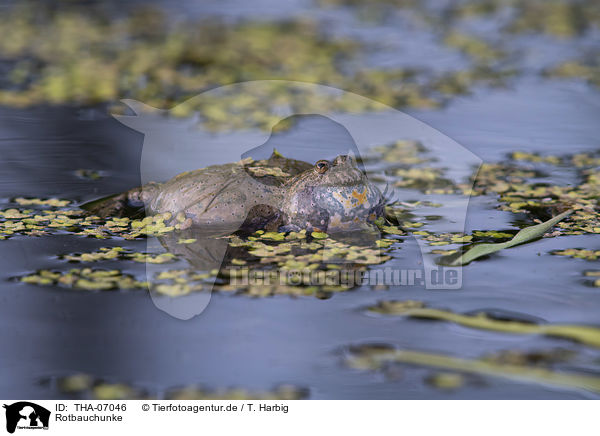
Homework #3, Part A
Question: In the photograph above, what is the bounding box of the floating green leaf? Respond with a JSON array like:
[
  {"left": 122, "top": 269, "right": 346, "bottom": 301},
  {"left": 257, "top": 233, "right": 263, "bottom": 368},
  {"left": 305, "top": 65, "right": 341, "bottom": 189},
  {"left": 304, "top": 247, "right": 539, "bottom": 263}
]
[
  {"left": 369, "top": 300, "right": 600, "bottom": 348},
  {"left": 447, "top": 210, "right": 573, "bottom": 265},
  {"left": 346, "top": 345, "right": 600, "bottom": 394}
]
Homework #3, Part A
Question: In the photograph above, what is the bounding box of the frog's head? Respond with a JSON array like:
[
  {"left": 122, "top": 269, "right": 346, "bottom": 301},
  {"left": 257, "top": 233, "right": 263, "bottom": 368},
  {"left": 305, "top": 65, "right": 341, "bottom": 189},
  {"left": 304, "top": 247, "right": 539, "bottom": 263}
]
[{"left": 282, "top": 155, "right": 384, "bottom": 232}]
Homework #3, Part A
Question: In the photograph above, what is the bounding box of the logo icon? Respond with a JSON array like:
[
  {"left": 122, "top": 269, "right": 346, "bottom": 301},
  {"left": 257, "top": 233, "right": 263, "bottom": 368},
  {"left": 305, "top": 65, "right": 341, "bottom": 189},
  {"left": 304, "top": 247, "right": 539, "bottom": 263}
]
[{"left": 3, "top": 402, "right": 50, "bottom": 434}]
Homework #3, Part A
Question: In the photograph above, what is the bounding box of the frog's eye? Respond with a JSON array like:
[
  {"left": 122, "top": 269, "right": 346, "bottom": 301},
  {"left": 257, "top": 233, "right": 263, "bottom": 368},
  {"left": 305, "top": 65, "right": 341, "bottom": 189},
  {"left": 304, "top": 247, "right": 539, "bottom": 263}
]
[{"left": 315, "top": 160, "right": 329, "bottom": 174}]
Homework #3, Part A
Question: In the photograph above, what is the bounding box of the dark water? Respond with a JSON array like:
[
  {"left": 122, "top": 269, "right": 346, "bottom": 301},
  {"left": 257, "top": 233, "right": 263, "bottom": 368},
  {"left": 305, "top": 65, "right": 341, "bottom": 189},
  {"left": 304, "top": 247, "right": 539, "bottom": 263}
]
[{"left": 0, "top": 1, "right": 599, "bottom": 400}]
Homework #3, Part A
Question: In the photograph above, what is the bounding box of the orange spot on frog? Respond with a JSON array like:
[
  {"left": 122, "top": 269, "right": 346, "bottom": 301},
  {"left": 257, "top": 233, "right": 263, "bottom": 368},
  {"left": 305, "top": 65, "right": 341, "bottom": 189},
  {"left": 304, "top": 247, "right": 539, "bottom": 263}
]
[{"left": 351, "top": 188, "right": 368, "bottom": 206}]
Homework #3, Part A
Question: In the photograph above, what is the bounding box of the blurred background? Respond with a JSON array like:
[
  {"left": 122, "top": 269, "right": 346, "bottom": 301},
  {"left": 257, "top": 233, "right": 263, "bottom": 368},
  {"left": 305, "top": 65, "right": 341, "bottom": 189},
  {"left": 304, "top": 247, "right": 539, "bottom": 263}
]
[{"left": 0, "top": 0, "right": 599, "bottom": 400}]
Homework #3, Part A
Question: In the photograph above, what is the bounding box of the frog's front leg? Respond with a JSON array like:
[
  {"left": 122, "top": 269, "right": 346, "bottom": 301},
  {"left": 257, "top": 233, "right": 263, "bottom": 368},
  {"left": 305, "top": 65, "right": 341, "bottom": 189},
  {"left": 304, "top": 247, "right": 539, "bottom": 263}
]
[{"left": 239, "top": 204, "right": 284, "bottom": 233}]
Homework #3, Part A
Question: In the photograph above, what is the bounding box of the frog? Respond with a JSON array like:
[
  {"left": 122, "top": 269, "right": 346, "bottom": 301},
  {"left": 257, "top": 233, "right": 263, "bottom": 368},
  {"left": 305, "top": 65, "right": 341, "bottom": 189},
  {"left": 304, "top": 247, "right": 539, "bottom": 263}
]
[{"left": 84, "top": 150, "right": 385, "bottom": 234}]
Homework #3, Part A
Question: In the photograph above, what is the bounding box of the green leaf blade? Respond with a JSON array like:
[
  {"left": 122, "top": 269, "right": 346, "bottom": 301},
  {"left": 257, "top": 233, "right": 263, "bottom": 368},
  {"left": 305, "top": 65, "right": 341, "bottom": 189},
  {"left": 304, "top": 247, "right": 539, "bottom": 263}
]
[{"left": 449, "top": 210, "right": 573, "bottom": 266}]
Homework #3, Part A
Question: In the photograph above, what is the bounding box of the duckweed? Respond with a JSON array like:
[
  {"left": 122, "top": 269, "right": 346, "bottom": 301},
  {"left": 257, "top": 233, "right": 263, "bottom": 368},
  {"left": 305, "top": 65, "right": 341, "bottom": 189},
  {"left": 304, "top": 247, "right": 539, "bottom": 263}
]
[
  {"left": 472, "top": 230, "right": 515, "bottom": 239},
  {"left": 506, "top": 0, "right": 594, "bottom": 38},
  {"left": 0, "top": 2, "right": 548, "bottom": 125},
  {"left": 510, "top": 151, "right": 562, "bottom": 165},
  {"left": 322, "top": 0, "right": 600, "bottom": 41},
  {"left": 20, "top": 268, "right": 147, "bottom": 291},
  {"left": 393, "top": 167, "right": 456, "bottom": 192},
  {"left": 3, "top": 145, "right": 596, "bottom": 298},
  {"left": 247, "top": 166, "right": 291, "bottom": 178},
  {"left": 547, "top": 60, "right": 600, "bottom": 89},
  {"left": 58, "top": 373, "right": 95, "bottom": 393},
  {"left": 425, "top": 372, "right": 466, "bottom": 390},
  {"left": 443, "top": 32, "right": 504, "bottom": 62},
  {"left": 167, "top": 385, "right": 307, "bottom": 400},
  {"left": 146, "top": 231, "right": 391, "bottom": 298},
  {"left": 93, "top": 384, "right": 141, "bottom": 401},
  {"left": 14, "top": 197, "right": 71, "bottom": 207},
  {"left": 53, "top": 373, "right": 307, "bottom": 400},
  {"left": 371, "top": 140, "right": 431, "bottom": 166},
  {"left": 63, "top": 247, "right": 125, "bottom": 262},
  {"left": 379, "top": 225, "right": 405, "bottom": 236},
  {"left": 466, "top": 156, "right": 599, "bottom": 235},
  {"left": 552, "top": 249, "right": 600, "bottom": 261},
  {"left": 54, "top": 374, "right": 147, "bottom": 399}
]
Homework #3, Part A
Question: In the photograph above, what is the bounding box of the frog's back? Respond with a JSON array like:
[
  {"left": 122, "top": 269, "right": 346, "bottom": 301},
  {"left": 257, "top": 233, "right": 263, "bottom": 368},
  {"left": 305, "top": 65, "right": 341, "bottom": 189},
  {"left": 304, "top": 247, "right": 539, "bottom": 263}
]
[{"left": 147, "top": 155, "right": 310, "bottom": 230}]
